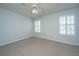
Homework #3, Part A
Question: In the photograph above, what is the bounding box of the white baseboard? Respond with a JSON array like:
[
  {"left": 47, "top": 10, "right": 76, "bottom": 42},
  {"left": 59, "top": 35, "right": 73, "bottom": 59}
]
[
  {"left": 0, "top": 35, "right": 79, "bottom": 46},
  {"left": 0, "top": 35, "right": 33, "bottom": 46},
  {"left": 35, "top": 35, "right": 79, "bottom": 46}
]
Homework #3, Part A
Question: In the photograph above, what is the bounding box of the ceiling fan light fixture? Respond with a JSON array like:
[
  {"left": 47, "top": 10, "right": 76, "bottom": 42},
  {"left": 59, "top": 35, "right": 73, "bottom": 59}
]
[
  {"left": 32, "top": 4, "right": 39, "bottom": 17},
  {"left": 32, "top": 9, "right": 36, "bottom": 14},
  {"left": 36, "top": 11, "right": 39, "bottom": 14}
]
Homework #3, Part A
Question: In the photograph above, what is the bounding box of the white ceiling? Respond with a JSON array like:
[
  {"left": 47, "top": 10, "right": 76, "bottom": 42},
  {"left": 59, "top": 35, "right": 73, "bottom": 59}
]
[{"left": 0, "top": 3, "right": 79, "bottom": 18}]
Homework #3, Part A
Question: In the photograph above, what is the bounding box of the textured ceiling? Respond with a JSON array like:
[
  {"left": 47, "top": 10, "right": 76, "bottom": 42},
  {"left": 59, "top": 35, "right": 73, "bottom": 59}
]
[{"left": 0, "top": 3, "right": 79, "bottom": 18}]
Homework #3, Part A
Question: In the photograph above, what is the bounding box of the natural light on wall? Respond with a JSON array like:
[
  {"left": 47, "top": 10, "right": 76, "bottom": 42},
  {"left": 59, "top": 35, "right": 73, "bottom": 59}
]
[
  {"left": 35, "top": 20, "right": 41, "bottom": 33},
  {"left": 59, "top": 15, "right": 75, "bottom": 35}
]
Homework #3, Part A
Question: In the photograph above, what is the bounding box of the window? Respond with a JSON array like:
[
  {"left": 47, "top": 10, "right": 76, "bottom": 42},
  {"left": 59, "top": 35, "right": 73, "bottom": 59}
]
[
  {"left": 35, "top": 20, "right": 41, "bottom": 32},
  {"left": 59, "top": 15, "right": 75, "bottom": 35}
]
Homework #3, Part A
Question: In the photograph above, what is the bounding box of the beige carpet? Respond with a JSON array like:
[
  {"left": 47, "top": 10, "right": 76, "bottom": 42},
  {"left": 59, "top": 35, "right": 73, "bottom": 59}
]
[{"left": 0, "top": 37, "right": 79, "bottom": 56}]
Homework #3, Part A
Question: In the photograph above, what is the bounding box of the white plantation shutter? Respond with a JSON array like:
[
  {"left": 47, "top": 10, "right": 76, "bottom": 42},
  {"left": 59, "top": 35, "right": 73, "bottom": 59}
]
[
  {"left": 35, "top": 20, "right": 41, "bottom": 32},
  {"left": 59, "top": 15, "right": 75, "bottom": 35}
]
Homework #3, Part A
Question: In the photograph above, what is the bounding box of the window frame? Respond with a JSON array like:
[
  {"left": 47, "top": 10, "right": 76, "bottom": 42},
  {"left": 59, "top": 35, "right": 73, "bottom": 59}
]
[
  {"left": 59, "top": 15, "right": 75, "bottom": 35},
  {"left": 35, "top": 20, "right": 41, "bottom": 33}
]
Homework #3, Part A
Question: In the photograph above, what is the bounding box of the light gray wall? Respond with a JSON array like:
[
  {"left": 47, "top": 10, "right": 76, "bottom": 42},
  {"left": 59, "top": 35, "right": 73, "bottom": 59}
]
[
  {"left": 0, "top": 8, "right": 33, "bottom": 46},
  {"left": 0, "top": 7, "right": 79, "bottom": 46},
  {"left": 35, "top": 7, "right": 79, "bottom": 46}
]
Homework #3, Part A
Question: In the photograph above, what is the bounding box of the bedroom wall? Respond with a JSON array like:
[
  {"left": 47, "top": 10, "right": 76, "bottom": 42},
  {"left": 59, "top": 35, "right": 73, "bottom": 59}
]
[
  {"left": 0, "top": 8, "right": 33, "bottom": 46},
  {"left": 0, "top": 7, "right": 79, "bottom": 46},
  {"left": 35, "top": 7, "right": 79, "bottom": 46}
]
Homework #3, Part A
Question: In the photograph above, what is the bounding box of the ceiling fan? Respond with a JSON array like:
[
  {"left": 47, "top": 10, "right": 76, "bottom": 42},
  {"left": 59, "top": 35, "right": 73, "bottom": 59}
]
[
  {"left": 22, "top": 3, "right": 41, "bottom": 17},
  {"left": 32, "top": 4, "right": 40, "bottom": 17}
]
